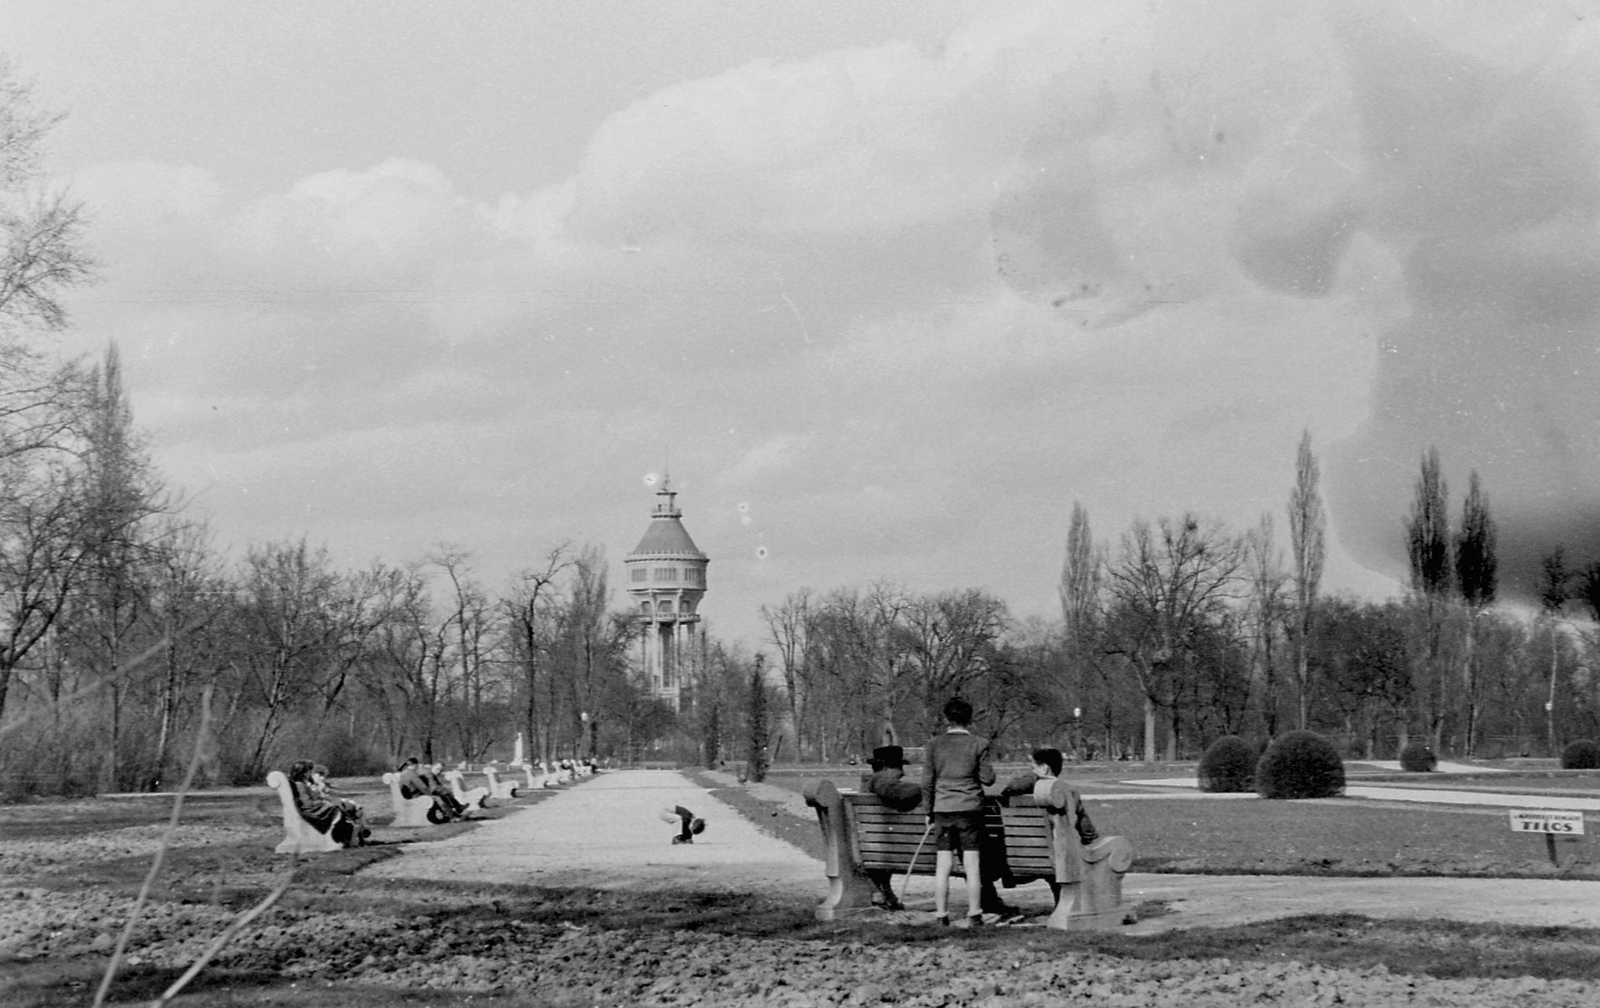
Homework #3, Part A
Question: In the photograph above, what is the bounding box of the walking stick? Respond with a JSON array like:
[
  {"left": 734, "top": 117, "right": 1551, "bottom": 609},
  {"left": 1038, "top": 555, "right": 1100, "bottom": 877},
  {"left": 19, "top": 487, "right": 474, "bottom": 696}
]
[{"left": 898, "top": 822, "right": 936, "bottom": 901}]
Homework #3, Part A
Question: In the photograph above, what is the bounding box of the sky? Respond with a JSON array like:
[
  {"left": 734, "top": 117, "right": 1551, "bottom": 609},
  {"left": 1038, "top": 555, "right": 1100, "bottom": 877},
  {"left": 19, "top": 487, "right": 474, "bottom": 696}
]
[{"left": 5, "top": 0, "right": 1600, "bottom": 646}]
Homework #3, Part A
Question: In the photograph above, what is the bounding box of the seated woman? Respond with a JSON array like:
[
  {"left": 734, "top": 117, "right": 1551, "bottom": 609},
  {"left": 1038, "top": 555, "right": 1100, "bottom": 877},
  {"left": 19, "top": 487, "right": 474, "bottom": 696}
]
[
  {"left": 311, "top": 764, "right": 371, "bottom": 845},
  {"left": 287, "top": 760, "right": 357, "bottom": 846}
]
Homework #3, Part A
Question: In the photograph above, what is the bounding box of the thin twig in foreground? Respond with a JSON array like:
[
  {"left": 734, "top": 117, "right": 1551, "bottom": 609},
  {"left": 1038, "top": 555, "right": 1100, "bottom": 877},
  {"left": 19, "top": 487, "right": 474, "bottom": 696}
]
[
  {"left": 92, "top": 684, "right": 213, "bottom": 1008},
  {"left": 150, "top": 863, "right": 298, "bottom": 1008}
]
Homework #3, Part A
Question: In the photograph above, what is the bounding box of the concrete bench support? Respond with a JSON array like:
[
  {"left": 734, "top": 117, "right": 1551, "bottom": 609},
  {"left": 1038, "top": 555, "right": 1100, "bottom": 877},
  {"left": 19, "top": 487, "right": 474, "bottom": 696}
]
[
  {"left": 482, "top": 765, "right": 518, "bottom": 800},
  {"left": 443, "top": 769, "right": 489, "bottom": 810},
  {"left": 265, "top": 770, "right": 344, "bottom": 854},
  {"left": 383, "top": 772, "right": 436, "bottom": 827}
]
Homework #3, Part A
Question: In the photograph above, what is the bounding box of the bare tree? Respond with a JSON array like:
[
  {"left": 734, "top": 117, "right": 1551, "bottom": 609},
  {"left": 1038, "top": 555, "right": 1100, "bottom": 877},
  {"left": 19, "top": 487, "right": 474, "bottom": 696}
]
[
  {"left": 1287, "top": 429, "right": 1324, "bottom": 730},
  {"left": 760, "top": 588, "right": 811, "bottom": 759},
  {"left": 897, "top": 588, "right": 1008, "bottom": 737},
  {"left": 0, "top": 60, "right": 96, "bottom": 337},
  {"left": 430, "top": 545, "right": 501, "bottom": 760},
  {"left": 1104, "top": 514, "right": 1246, "bottom": 762},
  {"left": 505, "top": 544, "right": 574, "bottom": 766}
]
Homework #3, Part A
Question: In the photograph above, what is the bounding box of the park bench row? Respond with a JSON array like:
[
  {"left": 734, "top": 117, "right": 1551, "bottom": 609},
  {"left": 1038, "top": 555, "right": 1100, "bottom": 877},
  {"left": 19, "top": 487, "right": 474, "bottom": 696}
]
[
  {"left": 804, "top": 777, "right": 1133, "bottom": 929},
  {"left": 267, "top": 759, "right": 594, "bottom": 854}
]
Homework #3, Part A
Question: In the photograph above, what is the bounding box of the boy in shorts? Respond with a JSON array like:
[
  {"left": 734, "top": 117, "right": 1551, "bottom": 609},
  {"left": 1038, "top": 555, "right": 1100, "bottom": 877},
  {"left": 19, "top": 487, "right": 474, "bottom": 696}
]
[{"left": 920, "top": 697, "right": 995, "bottom": 928}]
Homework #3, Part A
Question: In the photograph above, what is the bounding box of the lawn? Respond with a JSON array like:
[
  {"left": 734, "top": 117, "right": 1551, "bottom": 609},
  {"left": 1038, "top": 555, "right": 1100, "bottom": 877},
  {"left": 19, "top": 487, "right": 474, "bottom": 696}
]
[{"left": 758, "top": 767, "right": 1599, "bottom": 878}]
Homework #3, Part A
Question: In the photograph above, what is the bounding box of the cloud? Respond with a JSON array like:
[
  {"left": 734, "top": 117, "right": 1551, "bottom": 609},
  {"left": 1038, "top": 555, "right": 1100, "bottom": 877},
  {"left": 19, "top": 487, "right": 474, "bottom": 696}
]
[{"left": 54, "top": 0, "right": 1600, "bottom": 639}]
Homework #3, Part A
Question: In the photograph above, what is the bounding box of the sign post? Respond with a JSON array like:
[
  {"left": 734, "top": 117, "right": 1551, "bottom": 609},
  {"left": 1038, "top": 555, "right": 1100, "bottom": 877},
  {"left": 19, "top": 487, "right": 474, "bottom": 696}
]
[{"left": 1508, "top": 809, "right": 1586, "bottom": 866}]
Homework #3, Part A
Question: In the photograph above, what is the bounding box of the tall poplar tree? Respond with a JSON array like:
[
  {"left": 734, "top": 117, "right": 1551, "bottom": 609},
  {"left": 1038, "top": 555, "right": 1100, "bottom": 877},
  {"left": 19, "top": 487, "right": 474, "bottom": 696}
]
[
  {"left": 1287, "top": 430, "right": 1325, "bottom": 729},
  {"left": 1454, "top": 471, "right": 1496, "bottom": 755},
  {"left": 1403, "top": 447, "right": 1451, "bottom": 748}
]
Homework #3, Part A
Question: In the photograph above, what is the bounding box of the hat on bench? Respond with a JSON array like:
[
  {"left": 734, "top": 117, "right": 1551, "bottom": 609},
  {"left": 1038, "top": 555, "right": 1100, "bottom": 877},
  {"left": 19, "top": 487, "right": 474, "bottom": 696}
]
[{"left": 868, "top": 745, "right": 905, "bottom": 770}]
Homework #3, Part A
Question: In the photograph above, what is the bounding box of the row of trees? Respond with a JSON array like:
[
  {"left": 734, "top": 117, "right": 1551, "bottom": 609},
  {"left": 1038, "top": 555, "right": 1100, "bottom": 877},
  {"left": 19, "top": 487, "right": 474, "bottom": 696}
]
[{"left": 750, "top": 437, "right": 1600, "bottom": 766}]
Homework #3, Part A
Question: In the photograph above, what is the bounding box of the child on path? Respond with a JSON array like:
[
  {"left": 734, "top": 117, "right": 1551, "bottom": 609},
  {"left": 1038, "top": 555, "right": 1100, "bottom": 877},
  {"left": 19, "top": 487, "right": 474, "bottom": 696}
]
[{"left": 920, "top": 697, "right": 995, "bottom": 928}]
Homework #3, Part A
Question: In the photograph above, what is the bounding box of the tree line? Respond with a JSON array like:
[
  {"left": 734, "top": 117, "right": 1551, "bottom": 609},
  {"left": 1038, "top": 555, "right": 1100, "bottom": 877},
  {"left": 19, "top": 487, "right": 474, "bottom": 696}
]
[{"left": 754, "top": 435, "right": 1600, "bottom": 767}]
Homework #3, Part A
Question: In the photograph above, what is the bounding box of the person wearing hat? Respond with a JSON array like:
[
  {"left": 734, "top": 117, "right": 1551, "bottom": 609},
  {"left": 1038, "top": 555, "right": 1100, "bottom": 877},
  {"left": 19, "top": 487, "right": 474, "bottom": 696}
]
[
  {"left": 855, "top": 745, "right": 923, "bottom": 910},
  {"left": 862, "top": 745, "right": 924, "bottom": 812}
]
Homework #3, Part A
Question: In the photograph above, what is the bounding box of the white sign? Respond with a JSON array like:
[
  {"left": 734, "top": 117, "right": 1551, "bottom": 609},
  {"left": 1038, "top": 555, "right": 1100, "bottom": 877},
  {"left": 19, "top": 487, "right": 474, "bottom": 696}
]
[{"left": 1509, "top": 810, "right": 1586, "bottom": 835}]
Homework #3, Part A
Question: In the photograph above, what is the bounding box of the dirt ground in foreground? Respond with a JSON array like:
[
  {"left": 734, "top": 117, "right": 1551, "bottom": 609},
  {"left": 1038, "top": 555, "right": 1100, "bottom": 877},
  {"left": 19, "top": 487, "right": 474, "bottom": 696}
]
[{"left": 7, "top": 770, "right": 1600, "bottom": 1006}]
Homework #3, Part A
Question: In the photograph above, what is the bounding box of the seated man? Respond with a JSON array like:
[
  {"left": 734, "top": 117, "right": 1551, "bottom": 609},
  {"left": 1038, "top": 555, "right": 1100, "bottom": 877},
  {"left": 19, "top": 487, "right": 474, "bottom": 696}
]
[
  {"left": 862, "top": 744, "right": 923, "bottom": 810},
  {"left": 398, "top": 756, "right": 467, "bottom": 822},
  {"left": 858, "top": 746, "right": 926, "bottom": 911}
]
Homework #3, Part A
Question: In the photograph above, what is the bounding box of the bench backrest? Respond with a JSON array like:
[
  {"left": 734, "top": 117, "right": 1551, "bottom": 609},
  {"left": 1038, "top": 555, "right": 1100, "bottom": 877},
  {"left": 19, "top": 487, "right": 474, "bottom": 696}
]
[
  {"left": 845, "top": 792, "right": 1064, "bottom": 879},
  {"left": 848, "top": 797, "right": 1058, "bottom": 878},
  {"left": 266, "top": 770, "right": 299, "bottom": 823}
]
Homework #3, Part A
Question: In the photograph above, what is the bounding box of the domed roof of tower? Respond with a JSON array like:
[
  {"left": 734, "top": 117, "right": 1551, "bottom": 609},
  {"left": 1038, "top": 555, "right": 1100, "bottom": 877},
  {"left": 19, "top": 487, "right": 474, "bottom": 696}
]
[{"left": 627, "top": 481, "right": 708, "bottom": 560}]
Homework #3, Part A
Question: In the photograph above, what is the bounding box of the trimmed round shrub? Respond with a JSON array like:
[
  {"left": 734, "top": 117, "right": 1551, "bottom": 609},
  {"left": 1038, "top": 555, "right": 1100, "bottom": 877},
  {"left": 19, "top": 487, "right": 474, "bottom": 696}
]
[
  {"left": 1399, "top": 742, "right": 1437, "bottom": 773},
  {"left": 1198, "top": 735, "right": 1257, "bottom": 793},
  {"left": 1256, "top": 730, "right": 1345, "bottom": 799},
  {"left": 1561, "top": 739, "right": 1600, "bottom": 770}
]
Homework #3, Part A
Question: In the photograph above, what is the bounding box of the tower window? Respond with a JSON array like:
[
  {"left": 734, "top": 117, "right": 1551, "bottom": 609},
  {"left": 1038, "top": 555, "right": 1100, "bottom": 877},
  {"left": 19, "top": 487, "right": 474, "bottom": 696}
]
[
  {"left": 653, "top": 567, "right": 678, "bottom": 582},
  {"left": 631, "top": 567, "right": 647, "bottom": 582},
  {"left": 685, "top": 568, "right": 702, "bottom": 585},
  {"left": 659, "top": 599, "right": 674, "bottom": 614}
]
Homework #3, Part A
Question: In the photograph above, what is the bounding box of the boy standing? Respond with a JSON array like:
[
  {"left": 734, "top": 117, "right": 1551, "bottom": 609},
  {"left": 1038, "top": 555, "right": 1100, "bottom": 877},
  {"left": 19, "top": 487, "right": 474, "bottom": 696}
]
[{"left": 921, "top": 697, "right": 995, "bottom": 928}]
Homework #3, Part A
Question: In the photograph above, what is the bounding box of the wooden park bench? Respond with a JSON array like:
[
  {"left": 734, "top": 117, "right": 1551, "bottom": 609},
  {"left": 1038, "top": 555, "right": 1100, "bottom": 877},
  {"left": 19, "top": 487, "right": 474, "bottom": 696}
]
[
  {"left": 382, "top": 771, "right": 436, "bottom": 827},
  {"left": 265, "top": 770, "right": 344, "bottom": 854},
  {"left": 803, "top": 777, "right": 1133, "bottom": 929},
  {"left": 443, "top": 769, "right": 490, "bottom": 810},
  {"left": 481, "top": 764, "right": 519, "bottom": 800}
]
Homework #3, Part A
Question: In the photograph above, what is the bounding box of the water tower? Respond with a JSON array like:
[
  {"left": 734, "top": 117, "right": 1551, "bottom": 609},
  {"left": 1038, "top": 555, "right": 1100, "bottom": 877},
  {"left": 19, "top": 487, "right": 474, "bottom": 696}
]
[{"left": 623, "top": 478, "right": 708, "bottom": 711}]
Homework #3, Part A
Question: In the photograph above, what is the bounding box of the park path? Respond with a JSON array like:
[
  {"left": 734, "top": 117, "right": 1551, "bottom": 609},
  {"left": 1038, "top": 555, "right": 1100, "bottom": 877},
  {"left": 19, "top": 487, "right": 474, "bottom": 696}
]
[
  {"left": 362, "top": 769, "right": 827, "bottom": 897},
  {"left": 362, "top": 769, "right": 1600, "bottom": 933},
  {"left": 1121, "top": 777, "right": 1600, "bottom": 810}
]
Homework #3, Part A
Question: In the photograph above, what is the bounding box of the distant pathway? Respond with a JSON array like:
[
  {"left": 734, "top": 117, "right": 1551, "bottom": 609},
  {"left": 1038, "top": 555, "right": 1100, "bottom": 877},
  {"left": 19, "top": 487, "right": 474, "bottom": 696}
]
[
  {"left": 362, "top": 769, "right": 826, "bottom": 897},
  {"left": 1121, "top": 778, "right": 1600, "bottom": 811}
]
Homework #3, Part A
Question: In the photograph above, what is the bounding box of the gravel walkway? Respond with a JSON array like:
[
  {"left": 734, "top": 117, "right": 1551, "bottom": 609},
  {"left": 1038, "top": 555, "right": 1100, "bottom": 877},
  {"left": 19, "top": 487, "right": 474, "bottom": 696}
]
[{"left": 363, "top": 769, "right": 827, "bottom": 898}]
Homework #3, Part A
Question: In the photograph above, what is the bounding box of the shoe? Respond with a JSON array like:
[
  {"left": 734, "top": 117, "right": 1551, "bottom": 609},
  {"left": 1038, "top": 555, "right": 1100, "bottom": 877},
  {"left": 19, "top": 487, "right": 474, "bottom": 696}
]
[
  {"left": 954, "top": 913, "right": 987, "bottom": 930},
  {"left": 982, "top": 900, "right": 1022, "bottom": 917},
  {"left": 934, "top": 914, "right": 950, "bottom": 927}
]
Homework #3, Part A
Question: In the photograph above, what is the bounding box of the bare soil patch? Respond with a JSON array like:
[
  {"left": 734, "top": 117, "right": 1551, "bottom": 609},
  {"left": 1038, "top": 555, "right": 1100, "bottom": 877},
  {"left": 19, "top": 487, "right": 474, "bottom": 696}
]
[{"left": 5, "top": 772, "right": 1600, "bottom": 1006}]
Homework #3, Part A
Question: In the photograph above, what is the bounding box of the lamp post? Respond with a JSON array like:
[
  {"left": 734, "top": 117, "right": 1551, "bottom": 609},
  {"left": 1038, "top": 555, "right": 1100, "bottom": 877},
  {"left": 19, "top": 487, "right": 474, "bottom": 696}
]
[
  {"left": 580, "top": 711, "right": 590, "bottom": 760},
  {"left": 1072, "top": 707, "right": 1082, "bottom": 762}
]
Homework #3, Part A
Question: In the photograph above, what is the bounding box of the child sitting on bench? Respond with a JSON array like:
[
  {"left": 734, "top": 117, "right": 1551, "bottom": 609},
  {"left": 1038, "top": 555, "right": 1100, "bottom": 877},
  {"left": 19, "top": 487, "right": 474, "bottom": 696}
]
[{"left": 997, "top": 747, "right": 1098, "bottom": 845}]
